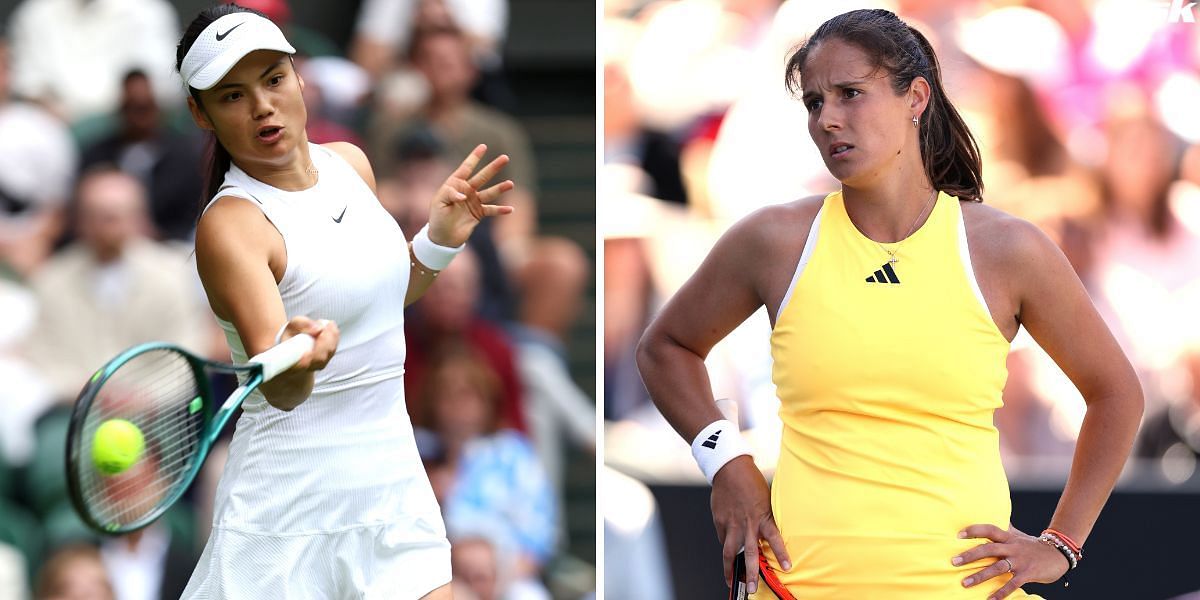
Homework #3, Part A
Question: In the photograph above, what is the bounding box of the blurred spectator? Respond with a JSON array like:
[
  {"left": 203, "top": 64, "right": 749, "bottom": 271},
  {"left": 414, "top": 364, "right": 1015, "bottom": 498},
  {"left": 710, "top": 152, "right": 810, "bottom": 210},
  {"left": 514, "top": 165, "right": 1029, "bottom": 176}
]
[
  {"left": 986, "top": 71, "right": 1070, "bottom": 177},
  {"left": 370, "top": 24, "right": 535, "bottom": 226},
  {"left": 5, "top": 0, "right": 180, "bottom": 122},
  {"left": 98, "top": 523, "right": 194, "bottom": 600},
  {"left": 0, "top": 277, "right": 53, "bottom": 467},
  {"left": 0, "top": 36, "right": 77, "bottom": 280},
  {"left": 646, "top": 0, "right": 784, "bottom": 217},
  {"left": 1137, "top": 343, "right": 1200, "bottom": 483},
  {"left": 451, "top": 535, "right": 550, "bottom": 600},
  {"left": 622, "top": 0, "right": 778, "bottom": 133},
  {"left": 351, "top": 0, "right": 508, "bottom": 83},
  {"left": 370, "top": 21, "right": 532, "bottom": 247},
  {"left": 298, "top": 58, "right": 366, "bottom": 148},
  {"left": 22, "top": 167, "right": 208, "bottom": 400},
  {"left": 603, "top": 61, "right": 687, "bottom": 206},
  {"left": 378, "top": 24, "right": 588, "bottom": 354},
  {"left": 602, "top": 47, "right": 679, "bottom": 419},
  {"left": 1091, "top": 115, "right": 1200, "bottom": 412},
  {"left": 403, "top": 236, "right": 591, "bottom": 495},
  {"left": 33, "top": 544, "right": 113, "bottom": 600},
  {"left": 952, "top": 8, "right": 1103, "bottom": 223},
  {"left": 80, "top": 70, "right": 204, "bottom": 243},
  {"left": 420, "top": 347, "right": 555, "bottom": 591},
  {"left": 601, "top": 466, "right": 674, "bottom": 600},
  {"left": 509, "top": 234, "right": 589, "bottom": 355},
  {"left": 378, "top": 127, "right": 453, "bottom": 237},
  {"left": 406, "top": 248, "right": 525, "bottom": 431},
  {"left": 0, "top": 543, "right": 27, "bottom": 600},
  {"left": 513, "top": 325, "right": 596, "bottom": 503},
  {"left": 451, "top": 537, "right": 499, "bottom": 600},
  {"left": 601, "top": 231, "right": 652, "bottom": 421},
  {"left": 384, "top": 129, "right": 463, "bottom": 232}
]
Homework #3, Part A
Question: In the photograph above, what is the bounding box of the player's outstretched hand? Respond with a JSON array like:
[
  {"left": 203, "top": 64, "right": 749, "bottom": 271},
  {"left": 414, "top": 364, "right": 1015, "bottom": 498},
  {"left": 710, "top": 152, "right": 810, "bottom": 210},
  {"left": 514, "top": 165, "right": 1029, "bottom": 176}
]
[
  {"left": 427, "top": 144, "right": 515, "bottom": 247},
  {"left": 712, "top": 456, "right": 792, "bottom": 595},
  {"left": 280, "top": 316, "right": 339, "bottom": 372}
]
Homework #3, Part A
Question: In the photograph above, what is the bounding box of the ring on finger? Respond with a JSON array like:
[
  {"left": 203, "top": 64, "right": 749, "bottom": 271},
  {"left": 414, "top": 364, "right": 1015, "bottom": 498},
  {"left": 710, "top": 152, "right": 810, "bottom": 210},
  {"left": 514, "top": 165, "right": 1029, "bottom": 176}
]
[{"left": 1001, "top": 558, "right": 1014, "bottom": 574}]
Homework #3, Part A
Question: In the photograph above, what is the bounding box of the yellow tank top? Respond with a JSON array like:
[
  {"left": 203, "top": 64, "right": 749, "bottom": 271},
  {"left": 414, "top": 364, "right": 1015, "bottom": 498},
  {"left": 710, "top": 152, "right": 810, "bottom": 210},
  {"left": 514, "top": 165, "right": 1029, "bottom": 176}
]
[{"left": 757, "top": 191, "right": 1039, "bottom": 598}]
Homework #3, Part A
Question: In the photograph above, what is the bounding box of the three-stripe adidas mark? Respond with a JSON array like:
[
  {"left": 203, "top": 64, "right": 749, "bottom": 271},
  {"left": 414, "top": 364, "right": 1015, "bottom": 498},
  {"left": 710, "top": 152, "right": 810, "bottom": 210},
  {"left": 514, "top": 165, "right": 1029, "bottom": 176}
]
[
  {"left": 865, "top": 262, "right": 901, "bottom": 284},
  {"left": 701, "top": 430, "right": 722, "bottom": 449}
]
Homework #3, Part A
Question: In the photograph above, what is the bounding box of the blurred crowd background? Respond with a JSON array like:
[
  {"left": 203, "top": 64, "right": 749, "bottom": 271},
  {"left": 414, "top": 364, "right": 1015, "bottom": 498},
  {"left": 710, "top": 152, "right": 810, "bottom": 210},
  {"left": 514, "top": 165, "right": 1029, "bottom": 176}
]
[
  {"left": 603, "top": 0, "right": 1200, "bottom": 597},
  {"left": 0, "top": 1, "right": 596, "bottom": 599}
]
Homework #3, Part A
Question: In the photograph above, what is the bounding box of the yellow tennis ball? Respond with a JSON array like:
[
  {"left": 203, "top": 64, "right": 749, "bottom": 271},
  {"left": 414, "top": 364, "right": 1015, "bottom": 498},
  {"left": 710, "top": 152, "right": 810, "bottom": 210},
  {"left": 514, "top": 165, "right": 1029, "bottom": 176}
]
[{"left": 92, "top": 419, "right": 144, "bottom": 475}]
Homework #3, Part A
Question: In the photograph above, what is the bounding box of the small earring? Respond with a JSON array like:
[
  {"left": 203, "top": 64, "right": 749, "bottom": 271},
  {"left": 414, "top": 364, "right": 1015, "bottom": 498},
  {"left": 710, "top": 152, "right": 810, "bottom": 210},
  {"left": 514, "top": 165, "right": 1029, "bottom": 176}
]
[{"left": 912, "top": 116, "right": 919, "bottom": 127}]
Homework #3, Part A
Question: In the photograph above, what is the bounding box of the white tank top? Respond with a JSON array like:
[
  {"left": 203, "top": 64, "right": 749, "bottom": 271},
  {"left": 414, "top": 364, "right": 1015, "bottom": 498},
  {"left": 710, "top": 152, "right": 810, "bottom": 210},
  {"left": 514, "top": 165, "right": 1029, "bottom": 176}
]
[
  {"left": 199, "top": 144, "right": 441, "bottom": 536},
  {"left": 208, "top": 143, "right": 409, "bottom": 396}
]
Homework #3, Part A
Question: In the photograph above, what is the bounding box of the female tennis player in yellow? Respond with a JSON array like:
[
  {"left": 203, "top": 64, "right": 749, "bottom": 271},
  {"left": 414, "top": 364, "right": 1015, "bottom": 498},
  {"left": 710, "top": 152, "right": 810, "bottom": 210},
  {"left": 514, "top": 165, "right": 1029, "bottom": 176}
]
[{"left": 637, "top": 9, "right": 1143, "bottom": 600}]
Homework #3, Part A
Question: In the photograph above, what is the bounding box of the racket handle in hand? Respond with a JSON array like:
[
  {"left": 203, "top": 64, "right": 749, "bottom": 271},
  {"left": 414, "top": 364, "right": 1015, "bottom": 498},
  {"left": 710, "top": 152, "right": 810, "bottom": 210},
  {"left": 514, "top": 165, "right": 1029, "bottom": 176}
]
[{"left": 249, "top": 333, "right": 315, "bottom": 381}]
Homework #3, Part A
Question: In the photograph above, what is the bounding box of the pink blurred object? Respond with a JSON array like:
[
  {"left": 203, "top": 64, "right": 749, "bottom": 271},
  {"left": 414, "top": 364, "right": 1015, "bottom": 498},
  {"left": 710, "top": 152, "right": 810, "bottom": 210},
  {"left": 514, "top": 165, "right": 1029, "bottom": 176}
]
[
  {"left": 306, "top": 119, "right": 363, "bottom": 148},
  {"left": 226, "top": 0, "right": 291, "bottom": 24}
]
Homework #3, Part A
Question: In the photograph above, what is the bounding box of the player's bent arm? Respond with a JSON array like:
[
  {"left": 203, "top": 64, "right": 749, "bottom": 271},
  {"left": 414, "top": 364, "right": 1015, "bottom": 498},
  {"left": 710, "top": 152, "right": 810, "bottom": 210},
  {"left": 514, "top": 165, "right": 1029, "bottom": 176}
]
[
  {"left": 195, "top": 197, "right": 323, "bottom": 411},
  {"left": 638, "top": 207, "right": 800, "bottom": 586},
  {"left": 325, "top": 141, "right": 440, "bottom": 306},
  {"left": 636, "top": 209, "right": 777, "bottom": 443},
  {"left": 1005, "top": 217, "right": 1143, "bottom": 545}
]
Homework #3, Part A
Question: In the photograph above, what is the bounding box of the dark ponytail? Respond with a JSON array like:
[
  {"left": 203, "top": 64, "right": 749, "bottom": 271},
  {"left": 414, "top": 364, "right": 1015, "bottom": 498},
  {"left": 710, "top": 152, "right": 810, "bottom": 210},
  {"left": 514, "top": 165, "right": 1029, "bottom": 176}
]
[
  {"left": 175, "top": 4, "right": 269, "bottom": 208},
  {"left": 784, "top": 9, "right": 984, "bottom": 202}
]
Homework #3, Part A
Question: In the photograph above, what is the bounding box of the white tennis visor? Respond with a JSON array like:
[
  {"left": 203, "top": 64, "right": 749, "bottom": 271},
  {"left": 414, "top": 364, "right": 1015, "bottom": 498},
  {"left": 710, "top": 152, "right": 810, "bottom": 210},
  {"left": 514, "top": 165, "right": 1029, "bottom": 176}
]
[{"left": 180, "top": 13, "right": 296, "bottom": 91}]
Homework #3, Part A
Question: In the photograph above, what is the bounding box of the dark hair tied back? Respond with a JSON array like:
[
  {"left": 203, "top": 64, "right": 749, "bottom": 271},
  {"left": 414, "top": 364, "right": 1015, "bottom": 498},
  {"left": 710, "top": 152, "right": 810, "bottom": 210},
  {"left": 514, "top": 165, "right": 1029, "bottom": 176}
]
[
  {"left": 176, "top": 3, "right": 271, "bottom": 207},
  {"left": 785, "top": 9, "right": 984, "bottom": 202}
]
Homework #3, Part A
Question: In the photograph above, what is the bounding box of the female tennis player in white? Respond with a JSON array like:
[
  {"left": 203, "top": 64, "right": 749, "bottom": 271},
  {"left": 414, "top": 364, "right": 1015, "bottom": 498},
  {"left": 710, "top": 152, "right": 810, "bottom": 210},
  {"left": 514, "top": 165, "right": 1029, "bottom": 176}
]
[{"left": 175, "top": 5, "right": 514, "bottom": 598}]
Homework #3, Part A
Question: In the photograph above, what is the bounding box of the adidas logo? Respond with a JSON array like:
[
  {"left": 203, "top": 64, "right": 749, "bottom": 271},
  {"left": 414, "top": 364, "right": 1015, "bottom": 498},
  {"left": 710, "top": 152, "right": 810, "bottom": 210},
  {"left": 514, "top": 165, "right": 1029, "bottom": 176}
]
[
  {"left": 701, "top": 430, "right": 722, "bottom": 449},
  {"left": 865, "top": 262, "right": 901, "bottom": 284}
]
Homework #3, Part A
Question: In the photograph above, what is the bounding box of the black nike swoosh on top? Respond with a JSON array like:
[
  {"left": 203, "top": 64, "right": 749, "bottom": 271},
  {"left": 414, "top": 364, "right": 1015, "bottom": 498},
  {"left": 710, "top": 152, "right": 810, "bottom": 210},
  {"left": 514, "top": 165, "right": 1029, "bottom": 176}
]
[
  {"left": 215, "top": 22, "right": 244, "bottom": 41},
  {"left": 332, "top": 206, "right": 347, "bottom": 223}
]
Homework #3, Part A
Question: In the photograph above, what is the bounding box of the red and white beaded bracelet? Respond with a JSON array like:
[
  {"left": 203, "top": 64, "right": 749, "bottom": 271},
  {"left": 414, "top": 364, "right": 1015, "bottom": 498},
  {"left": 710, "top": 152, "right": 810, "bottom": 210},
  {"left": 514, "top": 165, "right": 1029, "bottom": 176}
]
[{"left": 1038, "top": 528, "right": 1082, "bottom": 571}]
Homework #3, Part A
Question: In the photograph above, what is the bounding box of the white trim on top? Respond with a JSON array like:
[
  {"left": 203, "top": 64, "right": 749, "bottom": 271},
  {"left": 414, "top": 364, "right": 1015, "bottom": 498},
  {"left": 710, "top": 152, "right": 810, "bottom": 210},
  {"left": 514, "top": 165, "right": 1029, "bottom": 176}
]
[
  {"left": 957, "top": 204, "right": 993, "bottom": 321},
  {"left": 776, "top": 205, "right": 823, "bottom": 320}
]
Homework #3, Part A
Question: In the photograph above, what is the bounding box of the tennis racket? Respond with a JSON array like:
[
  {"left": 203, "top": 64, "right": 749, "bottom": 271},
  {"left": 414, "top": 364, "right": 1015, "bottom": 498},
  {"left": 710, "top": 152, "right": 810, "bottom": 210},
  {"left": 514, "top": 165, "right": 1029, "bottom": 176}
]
[
  {"left": 65, "top": 333, "right": 314, "bottom": 534},
  {"left": 729, "top": 551, "right": 797, "bottom": 600},
  {"left": 730, "top": 550, "right": 748, "bottom": 600}
]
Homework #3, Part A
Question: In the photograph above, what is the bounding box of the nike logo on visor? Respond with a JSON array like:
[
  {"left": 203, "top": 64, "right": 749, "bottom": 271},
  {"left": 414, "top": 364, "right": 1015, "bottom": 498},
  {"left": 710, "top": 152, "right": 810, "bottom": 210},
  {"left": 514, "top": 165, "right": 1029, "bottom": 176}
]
[
  {"left": 215, "top": 22, "right": 244, "bottom": 41},
  {"left": 333, "top": 206, "right": 347, "bottom": 223}
]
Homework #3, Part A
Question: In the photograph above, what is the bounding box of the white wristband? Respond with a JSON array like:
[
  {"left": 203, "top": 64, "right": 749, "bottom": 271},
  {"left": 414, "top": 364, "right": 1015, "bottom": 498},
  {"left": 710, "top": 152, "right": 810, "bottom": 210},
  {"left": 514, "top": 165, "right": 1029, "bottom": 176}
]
[
  {"left": 411, "top": 224, "right": 466, "bottom": 271},
  {"left": 691, "top": 419, "right": 752, "bottom": 484}
]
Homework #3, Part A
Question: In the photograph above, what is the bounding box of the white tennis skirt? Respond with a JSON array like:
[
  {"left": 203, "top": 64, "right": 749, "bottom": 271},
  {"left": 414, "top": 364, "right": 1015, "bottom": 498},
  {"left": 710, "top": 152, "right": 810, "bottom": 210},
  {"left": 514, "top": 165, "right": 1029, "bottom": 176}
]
[
  {"left": 182, "top": 376, "right": 450, "bottom": 598},
  {"left": 181, "top": 522, "right": 451, "bottom": 599}
]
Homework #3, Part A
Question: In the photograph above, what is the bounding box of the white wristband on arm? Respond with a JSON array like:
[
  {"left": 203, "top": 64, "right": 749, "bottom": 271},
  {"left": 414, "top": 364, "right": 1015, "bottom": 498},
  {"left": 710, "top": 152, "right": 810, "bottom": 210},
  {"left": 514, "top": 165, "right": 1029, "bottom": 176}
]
[
  {"left": 691, "top": 419, "right": 753, "bottom": 484},
  {"left": 411, "top": 224, "right": 466, "bottom": 271}
]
